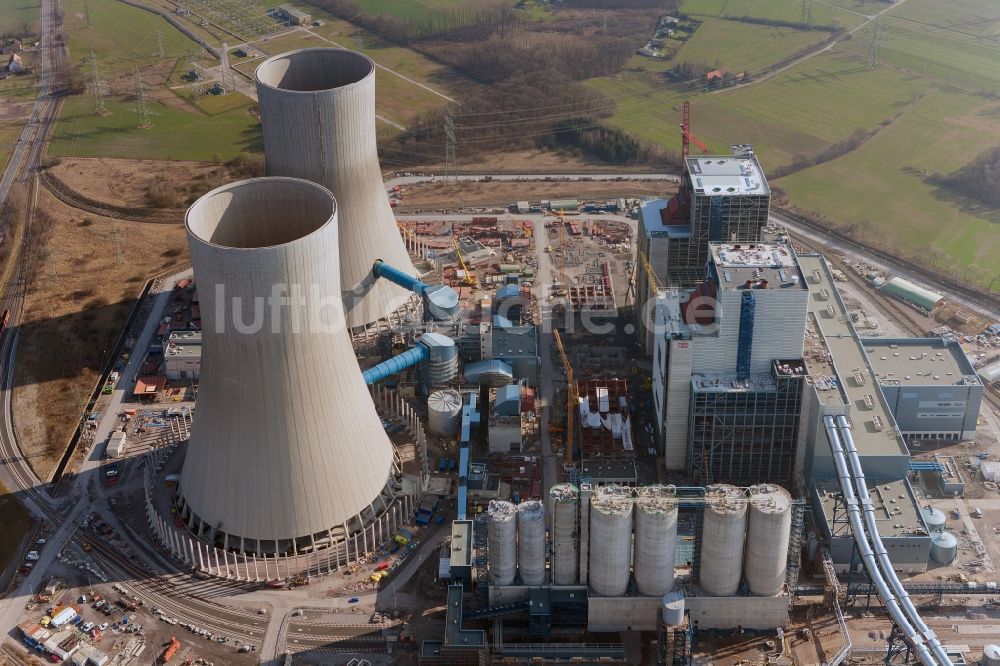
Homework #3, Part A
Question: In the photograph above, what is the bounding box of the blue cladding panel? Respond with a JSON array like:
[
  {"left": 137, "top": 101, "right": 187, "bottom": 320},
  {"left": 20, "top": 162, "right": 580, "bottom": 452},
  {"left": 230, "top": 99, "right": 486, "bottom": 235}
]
[
  {"left": 737, "top": 290, "right": 755, "bottom": 380},
  {"left": 708, "top": 196, "right": 725, "bottom": 242}
]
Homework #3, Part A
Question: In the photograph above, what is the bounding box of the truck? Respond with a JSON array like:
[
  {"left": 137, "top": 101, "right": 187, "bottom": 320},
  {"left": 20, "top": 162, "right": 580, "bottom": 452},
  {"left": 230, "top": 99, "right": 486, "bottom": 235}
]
[{"left": 160, "top": 637, "right": 180, "bottom": 663}]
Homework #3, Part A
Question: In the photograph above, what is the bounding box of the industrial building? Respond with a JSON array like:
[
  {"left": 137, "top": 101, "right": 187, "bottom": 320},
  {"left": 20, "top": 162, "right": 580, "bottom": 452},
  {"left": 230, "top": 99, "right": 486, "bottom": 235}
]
[
  {"left": 636, "top": 145, "right": 772, "bottom": 349},
  {"left": 651, "top": 241, "right": 809, "bottom": 475},
  {"left": 275, "top": 4, "right": 310, "bottom": 24},
  {"left": 163, "top": 329, "right": 201, "bottom": 380},
  {"left": 861, "top": 337, "right": 981, "bottom": 441}
]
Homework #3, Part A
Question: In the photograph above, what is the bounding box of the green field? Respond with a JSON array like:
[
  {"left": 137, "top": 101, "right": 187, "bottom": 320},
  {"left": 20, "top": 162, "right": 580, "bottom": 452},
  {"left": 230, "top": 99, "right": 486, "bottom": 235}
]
[
  {"left": 49, "top": 94, "right": 260, "bottom": 161},
  {"left": 351, "top": 0, "right": 473, "bottom": 21},
  {"left": 673, "top": 17, "right": 830, "bottom": 73},
  {"left": 0, "top": 0, "right": 40, "bottom": 35},
  {"left": 681, "top": 0, "right": 866, "bottom": 29},
  {"left": 60, "top": 0, "right": 198, "bottom": 73},
  {"left": 589, "top": 0, "right": 1000, "bottom": 288}
]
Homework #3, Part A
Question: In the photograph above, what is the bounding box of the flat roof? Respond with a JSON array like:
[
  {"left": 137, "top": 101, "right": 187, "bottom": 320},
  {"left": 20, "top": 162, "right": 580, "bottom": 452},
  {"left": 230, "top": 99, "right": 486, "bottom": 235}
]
[
  {"left": 450, "top": 520, "right": 473, "bottom": 568},
  {"left": 692, "top": 371, "right": 776, "bottom": 393},
  {"left": 710, "top": 242, "right": 806, "bottom": 291},
  {"left": 579, "top": 457, "right": 637, "bottom": 483},
  {"left": 639, "top": 199, "right": 691, "bottom": 236},
  {"left": 797, "top": 254, "right": 908, "bottom": 458},
  {"left": 492, "top": 325, "right": 538, "bottom": 358},
  {"left": 862, "top": 338, "right": 980, "bottom": 387},
  {"left": 444, "top": 584, "right": 485, "bottom": 648},
  {"left": 685, "top": 148, "right": 770, "bottom": 196},
  {"left": 815, "top": 478, "right": 928, "bottom": 538},
  {"left": 166, "top": 330, "right": 202, "bottom": 360}
]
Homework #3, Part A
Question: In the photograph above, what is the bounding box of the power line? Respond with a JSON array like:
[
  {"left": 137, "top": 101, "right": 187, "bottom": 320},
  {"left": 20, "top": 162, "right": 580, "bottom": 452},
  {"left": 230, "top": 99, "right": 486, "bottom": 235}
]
[
  {"left": 133, "top": 66, "right": 151, "bottom": 128},
  {"left": 154, "top": 27, "right": 165, "bottom": 59},
  {"left": 443, "top": 106, "right": 457, "bottom": 183},
  {"left": 869, "top": 16, "right": 881, "bottom": 69},
  {"left": 87, "top": 51, "right": 107, "bottom": 116}
]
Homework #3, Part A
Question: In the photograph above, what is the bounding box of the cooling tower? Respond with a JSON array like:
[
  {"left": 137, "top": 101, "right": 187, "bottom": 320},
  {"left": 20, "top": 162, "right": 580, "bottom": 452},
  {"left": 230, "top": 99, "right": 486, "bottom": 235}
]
[
  {"left": 255, "top": 48, "right": 416, "bottom": 330},
  {"left": 176, "top": 177, "right": 397, "bottom": 556}
]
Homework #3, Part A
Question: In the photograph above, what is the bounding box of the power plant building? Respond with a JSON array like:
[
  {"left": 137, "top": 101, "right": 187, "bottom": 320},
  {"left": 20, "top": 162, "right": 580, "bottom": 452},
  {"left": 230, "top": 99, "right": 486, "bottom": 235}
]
[{"left": 651, "top": 242, "right": 809, "bottom": 475}]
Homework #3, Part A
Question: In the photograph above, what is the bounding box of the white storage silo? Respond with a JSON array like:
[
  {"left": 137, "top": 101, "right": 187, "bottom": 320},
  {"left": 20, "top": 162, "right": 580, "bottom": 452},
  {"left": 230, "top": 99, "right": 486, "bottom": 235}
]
[
  {"left": 921, "top": 506, "right": 947, "bottom": 534},
  {"left": 517, "top": 500, "right": 546, "bottom": 585},
  {"left": 589, "top": 485, "right": 633, "bottom": 596},
  {"left": 744, "top": 484, "right": 792, "bottom": 597},
  {"left": 550, "top": 484, "right": 579, "bottom": 585},
  {"left": 634, "top": 485, "right": 678, "bottom": 596},
  {"left": 488, "top": 500, "right": 517, "bottom": 585},
  {"left": 984, "top": 644, "right": 1000, "bottom": 666},
  {"left": 661, "top": 591, "right": 685, "bottom": 626},
  {"left": 929, "top": 531, "right": 958, "bottom": 566},
  {"left": 427, "top": 389, "right": 462, "bottom": 436},
  {"left": 699, "top": 484, "right": 747, "bottom": 597}
]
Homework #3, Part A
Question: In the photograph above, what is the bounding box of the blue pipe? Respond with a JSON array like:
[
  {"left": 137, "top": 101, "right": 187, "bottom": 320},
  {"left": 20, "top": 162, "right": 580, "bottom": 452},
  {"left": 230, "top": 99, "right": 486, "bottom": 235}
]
[
  {"left": 373, "top": 260, "right": 426, "bottom": 295},
  {"left": 362, "top": 344, "right": 428, "bottom": 385}
]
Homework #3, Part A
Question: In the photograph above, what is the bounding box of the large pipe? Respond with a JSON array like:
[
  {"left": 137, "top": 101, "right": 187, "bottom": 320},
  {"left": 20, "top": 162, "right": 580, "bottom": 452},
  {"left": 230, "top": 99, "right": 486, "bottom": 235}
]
[
  {"left": 823, "top": 416, "right": 936, "bottom": 666},
  {"left": 372, "top": 259, "right": 459, "bottom": 320},
  {"left": 178, "top": 177, "right": 396, "bottom": 556},
  {"left": 835, "top": 415, "right": 951, "bottom": 665},
  {"left": 362, "top": 332, "right": 459, "bottom": 386},
  {"left": 363, "top": 345, "right": 428, "bottom": 385},
  {"left": 255, "top": 49, "right": 417, "bottom": 330}
]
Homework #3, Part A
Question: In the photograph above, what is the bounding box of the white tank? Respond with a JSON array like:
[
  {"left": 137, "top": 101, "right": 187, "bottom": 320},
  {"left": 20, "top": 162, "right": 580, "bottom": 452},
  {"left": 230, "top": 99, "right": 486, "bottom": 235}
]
[
  {"left": 929, "top": 531, "right": 958, "bottom": 566},
  {"left": 661, "top": 591, "right": 685, "bottom": 626},
  {"left": 699, "top": 484, "right": 747, "bottom": 597},
  {"left": 634, "top": 485, "right": 678, "bottom": 596},
  {"left": 744, "top": 484, "right": 792, "bottom": 597},
  {"left": 984, "top": 644, "right": 1000, "bottom": 666},
  {"left": 589, "top": 485, "right": 633, "bottom": 596},
  {"left": 921, "top": 506, "right": 947, "bottom": 533},
  {"left": 550, "top": 484, "right": 579, "bottom": 585},
  {"left": 488, "top": 500, "right": 517, "bottom": 585},
  {"left": 517, "top": 500, "right": 546, "bottom": 585},
  {"left": 427, "top": 389, "right": 462, "bottom": 436}
]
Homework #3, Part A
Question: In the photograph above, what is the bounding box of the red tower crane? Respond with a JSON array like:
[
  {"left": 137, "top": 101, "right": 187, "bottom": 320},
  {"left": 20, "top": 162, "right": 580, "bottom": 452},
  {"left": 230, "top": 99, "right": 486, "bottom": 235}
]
[{"left": 680, "top": 100, "right": 709, "bottom": 169}]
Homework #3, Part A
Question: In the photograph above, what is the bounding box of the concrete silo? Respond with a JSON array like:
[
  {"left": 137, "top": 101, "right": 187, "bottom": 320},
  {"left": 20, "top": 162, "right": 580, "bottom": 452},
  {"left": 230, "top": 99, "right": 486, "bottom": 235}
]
[
  {"left": 550, "top": 484, "right": 579, "bottom": 586},
  {"left": 176, "top": 177, "right": 397, "bottom": 557},
  {"left": 634, "top": 485, "right": 678, "bottom": 597},
  {"left": 255, "top": 48, "right": 416, "bottom": 330},
  {"left": 588, "top": 485, "right": 633, "bottom": 596},
  {"left": 427, "top": 389, "right": 462, "bottom": 436},
  {"left": 744, "top": 484, "right": 792, "bottom": 597},
  {"left": 488, "top": 500, "right": 517, "bottom": 585},
  {"left": 517, "top": 500, "right": 546, "bottom": 585},
  {"left": 699, "top": 484, "right": 747, "bottom": 597}
]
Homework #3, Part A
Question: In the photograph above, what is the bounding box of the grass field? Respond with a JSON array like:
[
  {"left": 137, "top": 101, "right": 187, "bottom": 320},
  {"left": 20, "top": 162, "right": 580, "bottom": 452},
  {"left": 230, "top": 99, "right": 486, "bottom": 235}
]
[
  {"left": 673, "top": 17, "right": 830, "bottom": 73},
  {"left": 681, "top": 0, "right": 867, "bottom": 29},
  {"left": 350, "top": 0, "right": 480, "bottom": 21},
  {"left": 49, "top": 94, "right": 259, "bottom": 161},
  {"left": 60, "top": 0, "right": 198, "bottom": 74},
  {"left": 0, "top": 0, "right": 40, "bottom": 35}
]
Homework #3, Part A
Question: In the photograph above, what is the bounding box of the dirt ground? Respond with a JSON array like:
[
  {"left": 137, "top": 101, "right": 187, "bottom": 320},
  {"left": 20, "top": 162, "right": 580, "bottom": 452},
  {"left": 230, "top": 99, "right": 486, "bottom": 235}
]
[
  {"left": 399, "top": 148, "right": 666, "bottom": 176},
  {"left": 47, "top": 156, "right": 258, "bottom": 211},
  {"left": 396, "top": 178, "right": 675, "bottom": 210},
  {"left": 11, "top": 187, "right": 188, "bottom": 481}
]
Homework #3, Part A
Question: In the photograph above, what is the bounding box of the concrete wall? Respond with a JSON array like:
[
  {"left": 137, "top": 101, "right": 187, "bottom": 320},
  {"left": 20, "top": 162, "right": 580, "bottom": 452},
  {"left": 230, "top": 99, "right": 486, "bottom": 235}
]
[
  {"left": 686, "top": 594, "right": 789, "bottom": 630},
  {"left": 879, "top": 382, "right": 982, "bottom": 440},
  {"left": 588, "top": 596, "right": 662, "bottom": 632}
]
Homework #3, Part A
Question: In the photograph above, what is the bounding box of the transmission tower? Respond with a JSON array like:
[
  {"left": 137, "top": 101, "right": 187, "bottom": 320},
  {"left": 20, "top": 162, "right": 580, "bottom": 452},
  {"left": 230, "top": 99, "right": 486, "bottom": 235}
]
[
  {"left": 869, "top": 17, "right": 881, "bottom": 69},
  {"left": 443, "top": 107, "right": 457, "bottom": 183},
  {"left": 87, "top": 51, "right": 107, "bottom": 115},
  {"left": 355, "top": 34, "right": 364, "bottom": 52},
  {"left": 800, "top": 0, "right": 812, "bottom": 26},
  {"left": 154, "top": 27, "right": 165, "bottom": 59},
  {"left": 133, "top": 66, "right": 151, "bottom": 128}
]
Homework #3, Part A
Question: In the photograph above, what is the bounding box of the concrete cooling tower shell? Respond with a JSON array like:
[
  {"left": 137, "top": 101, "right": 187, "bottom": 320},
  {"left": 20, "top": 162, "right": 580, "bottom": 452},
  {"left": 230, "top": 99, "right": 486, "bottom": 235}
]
[
  {"left": 255, "top": 48, "right": 416, "bottom": 330},
  {"left": 177, "top": 177, "right": 397, "bottom": 556}
]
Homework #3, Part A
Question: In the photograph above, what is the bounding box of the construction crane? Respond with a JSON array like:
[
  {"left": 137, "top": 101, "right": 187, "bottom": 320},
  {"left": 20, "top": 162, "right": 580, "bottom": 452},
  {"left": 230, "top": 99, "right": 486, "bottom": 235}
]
[
  {"left": 637, "top": 246, "right": 663, "bottom": 292},
  {"left": 452, "top": 236, "right": 478, "bottom": 288},
  {"left": 680, "top": 100, "right": 709, "bottom": 167},
  {"left": 552, "top": 328, "right": 577, "bottom": 465}
]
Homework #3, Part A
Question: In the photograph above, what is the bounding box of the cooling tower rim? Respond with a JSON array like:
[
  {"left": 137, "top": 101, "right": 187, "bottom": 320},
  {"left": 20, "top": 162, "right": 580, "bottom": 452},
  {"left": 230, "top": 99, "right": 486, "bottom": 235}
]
[
  {"left": 255, "top": 47, "right": 375, "bottom": 95},
  {"left": 185, "top": 177, "right": 336, "bottom": 251}
]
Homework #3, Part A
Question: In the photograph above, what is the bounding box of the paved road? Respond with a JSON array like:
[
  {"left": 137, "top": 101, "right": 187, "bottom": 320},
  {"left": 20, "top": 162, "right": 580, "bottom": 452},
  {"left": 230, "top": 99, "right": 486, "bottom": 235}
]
[{"left": 532, "top": 219, "right": 558, "bottom": 498}]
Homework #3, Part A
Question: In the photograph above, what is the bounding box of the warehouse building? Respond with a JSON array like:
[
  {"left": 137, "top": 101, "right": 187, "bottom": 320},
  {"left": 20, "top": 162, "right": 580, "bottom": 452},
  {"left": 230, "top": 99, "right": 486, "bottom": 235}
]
[
  {"left": 861, "top": 337, "right": 981, "bottom": 442},
  {"left": 276, "top": 4, "right": 311, "bottom": 25}
]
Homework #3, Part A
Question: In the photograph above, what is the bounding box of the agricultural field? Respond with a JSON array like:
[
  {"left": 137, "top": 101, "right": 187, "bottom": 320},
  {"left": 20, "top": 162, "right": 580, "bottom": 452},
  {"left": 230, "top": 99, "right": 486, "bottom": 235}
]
[
  {"left": 590, "top": 0, "right": 1000, "bottom": 289},
  {"left": 680, "top": 0, "right": 867, "bottom": 29},
  {"left": 49, "top": 94, "right": 259, "bottom": 161},
  {"left": 60, "top": 0, "right": 196, "bottom": 74},
  {"left": 350, "top": 0, "right": 482, "bottom": 21},
  {"left": 671, "top": 16, "right": 831, "bottom": 74},
  {"left": 0, "top": 0, "right": 40, "bottom": 35}
]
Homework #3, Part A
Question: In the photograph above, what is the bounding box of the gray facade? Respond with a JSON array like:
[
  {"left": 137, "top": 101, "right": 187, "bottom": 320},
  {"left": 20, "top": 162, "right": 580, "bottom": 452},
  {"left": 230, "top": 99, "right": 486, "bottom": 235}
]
[{"left": 862, "top": 338, "right": 982, "bottom": 441}]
